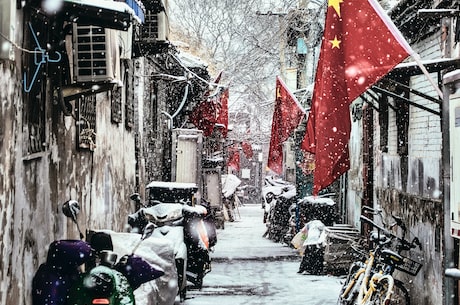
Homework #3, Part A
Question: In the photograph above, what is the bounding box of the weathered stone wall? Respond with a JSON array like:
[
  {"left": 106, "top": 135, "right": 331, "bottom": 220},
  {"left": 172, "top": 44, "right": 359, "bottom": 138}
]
[
  {"left": 376, "top": 188, "right": 443, "bottom": 305},
  {"left": 345, "top": 22, "right": 445, "bottom": 305},
  {"left": 140, "top": 57, "right": 172, "bottom": 183},
  {"left": 0, "top": 60, "right": 23, "bottom": 305},
  {"left": 372, "top": 35, "right": 444, "bottom": 305},
  {"left": 0, "top": 54, "right": 139, "bottom": 304}
]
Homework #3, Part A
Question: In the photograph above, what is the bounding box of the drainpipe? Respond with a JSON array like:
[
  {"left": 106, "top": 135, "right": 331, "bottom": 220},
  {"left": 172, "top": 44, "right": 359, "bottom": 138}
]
[
  {"left": 442, "top": 75, "right": 453, "bottom": 305},
  {"left": 161, "top": 82, "right": 190, "bottom": 129}
]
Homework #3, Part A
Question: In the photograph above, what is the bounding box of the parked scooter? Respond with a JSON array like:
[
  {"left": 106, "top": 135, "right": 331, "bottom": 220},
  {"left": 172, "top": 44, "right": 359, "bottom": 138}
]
[
  {"left": 183, "top": 199, "right": 216, "bottom": 289},
  {"left": 128, "top": 194, "right": 216, "bottom": 301},
  {"left": 32, "top": 200, "right": 92, "bottom": 305},
  {"left": 97, "top": 229, "right": 178, "bottom": 305},
  {"left": 32, "top": 200, "right": 164, "bottom": 305}
]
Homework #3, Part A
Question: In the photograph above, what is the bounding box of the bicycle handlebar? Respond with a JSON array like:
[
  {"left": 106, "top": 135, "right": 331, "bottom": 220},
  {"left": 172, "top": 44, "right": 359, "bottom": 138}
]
[
  {"left": 360, "top": 215, "right": 422, "bottom": 251},
  {"left": 360, "top": 215, "right": 391, "bottom": 234},
  {"left": 362, "top": 206, "right": 383, "bottom": 215}
]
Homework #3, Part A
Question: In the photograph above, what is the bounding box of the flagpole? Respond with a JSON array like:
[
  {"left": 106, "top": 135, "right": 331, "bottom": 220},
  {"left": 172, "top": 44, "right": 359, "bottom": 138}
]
[{"left": 411, "top": 53, "right": 444, "bottom": 99}]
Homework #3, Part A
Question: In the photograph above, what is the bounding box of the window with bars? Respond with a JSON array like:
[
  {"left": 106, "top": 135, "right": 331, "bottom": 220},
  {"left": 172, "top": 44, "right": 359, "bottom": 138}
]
[
  {"left": 379, "top": 96, "right": 389, "bottom": 153},
  {"left": 76, "top": 95, "right": 97, "bottom": 151},
  {"left": 111, "top": 86, "right": 123, "bottom": 124},
  {"left": 73, "top": 25, "right": 115, "bottom": 82},
  {"left": 396, "top": 99, "right": 409, "bottom": 156},
  {"left": 395, "top": 79, "right": 410, "bottom": 156},
  {"left": 125, "top": 62, "right": 134, "bottom": 129},
  {"left": 378, "top": 88, "right": 409, "bottom": 156},
  {"left": 139, "top": 10, "right": 168, "bottom": 43}
]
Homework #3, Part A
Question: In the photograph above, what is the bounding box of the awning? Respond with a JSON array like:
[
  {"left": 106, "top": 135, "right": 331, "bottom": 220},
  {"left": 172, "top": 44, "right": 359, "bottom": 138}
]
[
  {"left": 367, "top": 58, "right": 460, "bottom": 116},
  {"left": 61, "top": 0, "right": 136, "bottom": 31},
  {"left": 387, "top": 58, "right": 460, "bottom": 78}
]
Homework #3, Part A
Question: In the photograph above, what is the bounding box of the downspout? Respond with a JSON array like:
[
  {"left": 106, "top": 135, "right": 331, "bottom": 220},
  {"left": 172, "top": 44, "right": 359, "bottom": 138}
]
[
  {"left": 161, "top": 82, "right": 190, "bottom": 129},
  {"left": 442, "top": 77, "right": 453, "bottom": 305}
]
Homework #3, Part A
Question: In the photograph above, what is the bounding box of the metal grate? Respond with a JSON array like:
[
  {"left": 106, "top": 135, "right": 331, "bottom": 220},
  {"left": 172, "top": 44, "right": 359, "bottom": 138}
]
[
  {"left": 140, "top": 11, "right": 167, "bottom": 42},
  {"left": 74, "top": 25, "right": 111, "bottom": 82},
  {"left": 76, "top": 95, "right": 97, "bottom": 151},
  {"left": 111, "top": 86, "right": 122, "bottom": 124},
  {"left": 124, "top": 62, "right": 134, "bottom": 129},
  {"left": 141, "top": 11, "right": 160, "bottom": 41}
]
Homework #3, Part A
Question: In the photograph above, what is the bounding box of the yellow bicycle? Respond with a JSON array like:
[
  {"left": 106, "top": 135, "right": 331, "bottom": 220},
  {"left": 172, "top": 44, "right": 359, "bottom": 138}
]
[{"left": 337, "top": 210, "right": 422, "bottom": 305}]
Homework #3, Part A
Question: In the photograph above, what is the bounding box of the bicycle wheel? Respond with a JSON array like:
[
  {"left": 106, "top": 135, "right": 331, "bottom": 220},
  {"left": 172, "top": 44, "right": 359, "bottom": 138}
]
[
  {"left": 391, "top": 280, "right": 410, "bottom": 305},
  {"left": 369, "top": 278, "right": 410, "bottom": 305},
  {"left": 337, "top": 262, "right": 365, "bottom": 305}
]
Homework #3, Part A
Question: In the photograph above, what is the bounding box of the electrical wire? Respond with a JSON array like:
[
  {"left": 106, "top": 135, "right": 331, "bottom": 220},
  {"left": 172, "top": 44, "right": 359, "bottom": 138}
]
[{"left": 0, "top": 31, "right": 40, "bottom": 54}]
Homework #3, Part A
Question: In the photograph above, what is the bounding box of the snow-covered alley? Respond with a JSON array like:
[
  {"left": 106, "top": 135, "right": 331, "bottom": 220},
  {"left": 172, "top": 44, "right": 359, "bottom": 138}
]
[{"left": 179, "top": 204, "right": 343, "bottom": 305}]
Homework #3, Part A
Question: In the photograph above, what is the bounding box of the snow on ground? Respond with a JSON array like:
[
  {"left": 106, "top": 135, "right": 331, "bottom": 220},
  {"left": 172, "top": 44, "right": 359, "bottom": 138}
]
[{"left": 175, "top": 204, "right": 343, "bottom": 305}]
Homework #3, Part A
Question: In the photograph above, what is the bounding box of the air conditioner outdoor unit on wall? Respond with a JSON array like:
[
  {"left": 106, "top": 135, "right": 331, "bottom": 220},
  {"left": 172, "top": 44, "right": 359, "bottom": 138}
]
[
  {"left": 142, "top": 10, "right": 169, "bottom": 43},
  {"left": 73, "top": 24, "right": 120, "bottom": 82}
]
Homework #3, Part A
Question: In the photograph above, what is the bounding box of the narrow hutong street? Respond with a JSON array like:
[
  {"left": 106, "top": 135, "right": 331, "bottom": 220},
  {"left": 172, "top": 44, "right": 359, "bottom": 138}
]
[
  {"left": 182, "top": 203, "right": 342, "bottom": 305},
  {"left": 4, "top": 0, "right": 460, "bottom": 304}
]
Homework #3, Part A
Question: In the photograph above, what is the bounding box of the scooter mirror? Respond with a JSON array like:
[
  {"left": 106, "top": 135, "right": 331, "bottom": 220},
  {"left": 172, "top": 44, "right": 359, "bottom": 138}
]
[
  {"left": 62, "top": 200, "right": 84, "bottom": 239},
  {"left": 130, "top": 193, "right": 141, "bottom": 202},
  {"left": 62, "top": 200, "right": 80, "bottom": 220},
  {"left": 141, "top": 222, "right": 155, "bottom": 240},
  {"left": 132, "top": 222, "right": 156, "bottom": 254}
]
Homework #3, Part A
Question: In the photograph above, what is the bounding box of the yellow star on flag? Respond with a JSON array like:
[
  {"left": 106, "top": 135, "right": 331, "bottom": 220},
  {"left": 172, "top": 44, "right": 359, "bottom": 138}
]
[
  {"left": 330, "top": 36, "right": 341, "bottom": 49},
  {"left": 328, "top": 0, "right": 343, "bottom": 16}
]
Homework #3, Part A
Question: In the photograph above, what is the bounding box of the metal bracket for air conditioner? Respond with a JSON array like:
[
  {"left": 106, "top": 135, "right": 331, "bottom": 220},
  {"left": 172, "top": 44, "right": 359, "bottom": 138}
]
[{"left": 23, "top": 22, "right": 61, "bottom": 93}]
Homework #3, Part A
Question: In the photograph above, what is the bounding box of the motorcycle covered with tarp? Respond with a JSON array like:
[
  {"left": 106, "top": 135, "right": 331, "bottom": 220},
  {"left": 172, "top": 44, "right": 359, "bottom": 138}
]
[{"left": 129, "top": 181, "right": 217, "bottom": 301}]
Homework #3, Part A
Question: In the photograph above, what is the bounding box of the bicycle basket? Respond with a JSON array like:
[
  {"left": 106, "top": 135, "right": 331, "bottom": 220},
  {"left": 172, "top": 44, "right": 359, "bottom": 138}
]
[{"left": 395, "top": 256, "right": 422, "bottom": 276}]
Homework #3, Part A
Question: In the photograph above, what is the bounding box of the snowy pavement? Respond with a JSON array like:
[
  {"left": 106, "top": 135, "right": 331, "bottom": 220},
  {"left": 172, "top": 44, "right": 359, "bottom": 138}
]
[
  {"left": 177, "top": 204, "right": 343, "bottom": 305},
  {"left": 211, "top": 203, "right": 299, "bottom": 261}
]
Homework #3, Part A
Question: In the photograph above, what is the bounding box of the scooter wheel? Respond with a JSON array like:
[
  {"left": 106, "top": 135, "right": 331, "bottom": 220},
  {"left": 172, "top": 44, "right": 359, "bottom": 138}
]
[{"left": 195, "top": 275, "right": 203, "bottom": 290}]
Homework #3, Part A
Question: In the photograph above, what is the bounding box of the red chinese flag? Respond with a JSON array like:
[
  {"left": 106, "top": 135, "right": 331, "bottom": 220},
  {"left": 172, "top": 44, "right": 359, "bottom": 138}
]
[
  {"left": 190, "top": 71, "right": 224, "bottom": 137},
  {"left": 241, "top": 142, "right": 253, "bottom": 159},
  {"left": 216, "top": 88, "right": 229, "bottom": 138},
  {"left": 189, "top": 99, "right": 217, "bottom": 137},
  {"left": 268, "top": 76, "right": 306, "bottom": 174},
  {"left": 227, "top": 147, "right": 240, "bottom": 172},
  {"left": 301, "top": 0, "right": 412, "bottom": 195}
]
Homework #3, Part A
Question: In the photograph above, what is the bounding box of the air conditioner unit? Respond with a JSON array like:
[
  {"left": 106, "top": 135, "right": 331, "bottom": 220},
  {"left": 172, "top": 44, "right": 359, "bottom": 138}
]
[
  {"left": 73, "top": 24, "right": 120, "bottom": 82},
  {"left": 141, "top": 10, "right": 169, "bottom": 43}
]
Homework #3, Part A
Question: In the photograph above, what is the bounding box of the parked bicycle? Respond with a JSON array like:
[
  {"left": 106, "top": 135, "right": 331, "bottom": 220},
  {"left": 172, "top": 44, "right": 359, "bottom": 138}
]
[{"left": 337, "top": 207, "right": 423, "bottom": 305}]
